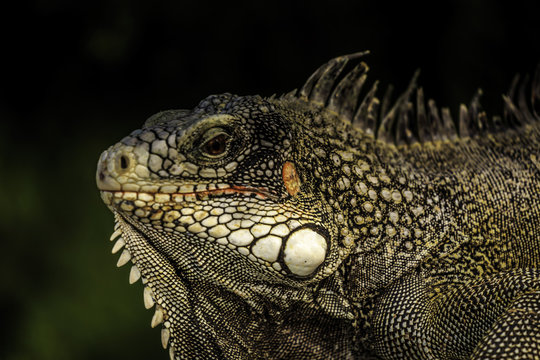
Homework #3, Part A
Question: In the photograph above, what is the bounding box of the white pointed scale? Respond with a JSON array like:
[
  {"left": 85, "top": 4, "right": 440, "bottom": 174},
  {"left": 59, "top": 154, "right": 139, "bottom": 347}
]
[
  {"left": 111, "top": 237, "right": 125, "bottom": 254},
  {"left": 143, "top": 287, "right": 155, "bottom": 309},
  {"left": 169, "top": 346, "right": 175, "bottom": 360},
  {"left": 151, "top": 307, "right": 164, "bottom": 328},
  {"left": 129, "top": 266, "right": 141, "bottom": 284},
  {"left": 110, "top": 229, "right": 122, "bottom": 241},
  {"left": 161, "top": 328, "right": 170, "bottom": 349},
  {"left": 116, "top": 249, "right": 131, "bottom": 267}
]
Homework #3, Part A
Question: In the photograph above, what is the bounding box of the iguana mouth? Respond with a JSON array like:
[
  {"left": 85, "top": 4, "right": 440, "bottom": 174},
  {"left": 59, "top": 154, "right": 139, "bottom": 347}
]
[{"left": 99, "top": 184, "right": 278, "bottom": 207}]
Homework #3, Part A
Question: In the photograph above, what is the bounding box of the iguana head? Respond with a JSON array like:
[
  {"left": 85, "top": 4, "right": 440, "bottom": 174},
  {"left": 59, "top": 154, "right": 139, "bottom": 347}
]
[
  {"left": 96, "top": 51, "right": 445, "bottom": 358},
  {"left": 96, "top": 82, "right": 361, "bottom": 356},
  {"left": 96, "top": 91, "right": 345, "bottom": 280}
]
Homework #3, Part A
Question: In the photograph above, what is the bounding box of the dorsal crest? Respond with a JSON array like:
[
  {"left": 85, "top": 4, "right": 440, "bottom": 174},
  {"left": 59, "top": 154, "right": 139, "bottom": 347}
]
[{"left": 285, "top": 52, "right": 540, "bottom": 145}]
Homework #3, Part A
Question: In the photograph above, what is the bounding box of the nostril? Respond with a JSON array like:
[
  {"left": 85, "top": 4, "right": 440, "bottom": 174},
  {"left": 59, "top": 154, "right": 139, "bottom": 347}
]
[
  {"left": 120, "top": 155, "right": 129, "bottom": 169},
  {"left": 99, "top": 172, "right": 105, "bottom": 181},
  {"left": 116, "top": 154, "right": 131, "bottom": 173}
]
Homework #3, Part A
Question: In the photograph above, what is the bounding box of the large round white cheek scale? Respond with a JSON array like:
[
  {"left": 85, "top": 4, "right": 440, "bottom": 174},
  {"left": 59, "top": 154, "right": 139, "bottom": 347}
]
[{"left": 283, "top": 228, "right": 327, "bottom": 276}]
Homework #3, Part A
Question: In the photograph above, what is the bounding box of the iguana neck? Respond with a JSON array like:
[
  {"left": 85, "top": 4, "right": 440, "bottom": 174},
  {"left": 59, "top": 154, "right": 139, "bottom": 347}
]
[{"left": 282, "top": 110, "right": 440, "bottom": 298}]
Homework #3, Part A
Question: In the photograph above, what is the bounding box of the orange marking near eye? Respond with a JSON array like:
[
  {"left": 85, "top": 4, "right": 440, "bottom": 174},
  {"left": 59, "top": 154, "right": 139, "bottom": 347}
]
[{"left": 282, "top": 161, "right": 301, "bottom": 196}]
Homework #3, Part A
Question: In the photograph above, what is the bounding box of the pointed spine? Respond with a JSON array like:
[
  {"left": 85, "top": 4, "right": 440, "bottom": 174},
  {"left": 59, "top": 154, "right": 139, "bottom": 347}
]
[
  {"left": 161, "top": 328, "right": 170, "bottom": 349},
  {"left": 328, "top": 61, "right": 369, "bottom": 121},
  {"left": 129, "top": 265, "right": 141, "bottom": 284},
  {"left": 143, "top": 287, "right": 155, "bottom": 309},
  {"left": 416, "top": 88, "right": 429, "bottom": 143},
  {"left": 298, "top": 51, "right": 369, "bottom": 104},
  {"left": 396, "top": 101, "right": 415, "bottom": 146},
  {"left": 458, "top": 104, "right": 470, "bottom": 138},
  {"left": 310, "top": 56, "right": 350, "bottom": 105},
  {"left": 353, "top": 82, "right": 379, "bottom": 136},
  {"left": 116, "top": 249, "right": 131, "bottom": 267},
  {"left": 503, "top": 75, "right": 523, "bottom": 126},
  {"left": 441, "top": 107, "right": 457, "bottom": 141},
  {"left": 110, "top": 229, "right": 122, "bottom": 241},
  {"left": 532, "top": 63, "right": 540, "bottom": 120},
  {"left": 428, "top": 99, "right": 443, "bottom": 141},
  {"left": 378, "top": 71, "right": 419, "bottom": 143},
  {"left": 151, "top": 306, "right": 165, "bottom": 328},
  {"left": 111, "top": 237, "right": 125, "bottom": 254}
]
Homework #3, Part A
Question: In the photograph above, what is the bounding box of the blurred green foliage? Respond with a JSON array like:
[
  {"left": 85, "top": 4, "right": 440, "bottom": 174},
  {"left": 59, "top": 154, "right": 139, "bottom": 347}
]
[{"left": 1, "top": 0, "right": 539, "bottom": 359}]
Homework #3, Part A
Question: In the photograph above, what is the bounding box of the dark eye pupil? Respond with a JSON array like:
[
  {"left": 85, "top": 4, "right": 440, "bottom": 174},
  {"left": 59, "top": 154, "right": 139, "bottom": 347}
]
[{"left": 203, "top": 134, "right": 227, "bottom": 155}]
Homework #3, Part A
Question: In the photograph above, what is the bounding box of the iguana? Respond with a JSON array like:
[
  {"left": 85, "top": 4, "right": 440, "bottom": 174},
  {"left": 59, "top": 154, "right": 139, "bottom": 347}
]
[{"left": 96, "top": 52, "right": 540, "bottom": 359}]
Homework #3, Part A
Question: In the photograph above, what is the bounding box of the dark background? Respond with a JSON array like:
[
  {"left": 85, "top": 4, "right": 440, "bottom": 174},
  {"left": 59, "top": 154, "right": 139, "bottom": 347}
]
[{"left": 1, "top": 1, "right": 539, "bottom": 359}]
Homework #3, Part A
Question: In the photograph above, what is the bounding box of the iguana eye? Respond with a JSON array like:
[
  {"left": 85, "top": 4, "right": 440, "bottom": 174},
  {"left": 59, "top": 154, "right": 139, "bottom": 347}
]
[{"left": 201, "top": 132, "right": 229, "bottom": 157}]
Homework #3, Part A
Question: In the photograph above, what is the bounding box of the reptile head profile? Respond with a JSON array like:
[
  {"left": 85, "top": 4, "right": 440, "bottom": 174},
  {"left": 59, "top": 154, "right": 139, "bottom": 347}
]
[
  {"left": 96, "top": 92, "right": 342, "bottom": 281},
  {"left": 96, "top": 79, "right": 359, "bottom": 356}
]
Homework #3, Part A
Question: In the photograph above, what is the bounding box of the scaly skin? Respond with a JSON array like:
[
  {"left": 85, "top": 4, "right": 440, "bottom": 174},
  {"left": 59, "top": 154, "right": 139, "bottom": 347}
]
[{"left": 96, "top": 53, "right": 540, "bottom": 359}]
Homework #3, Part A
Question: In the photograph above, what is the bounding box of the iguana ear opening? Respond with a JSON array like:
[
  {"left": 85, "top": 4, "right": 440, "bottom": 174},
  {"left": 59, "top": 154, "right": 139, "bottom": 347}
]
[{"left": 282, "top": 161, "right": 301, "bottom": 196}]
